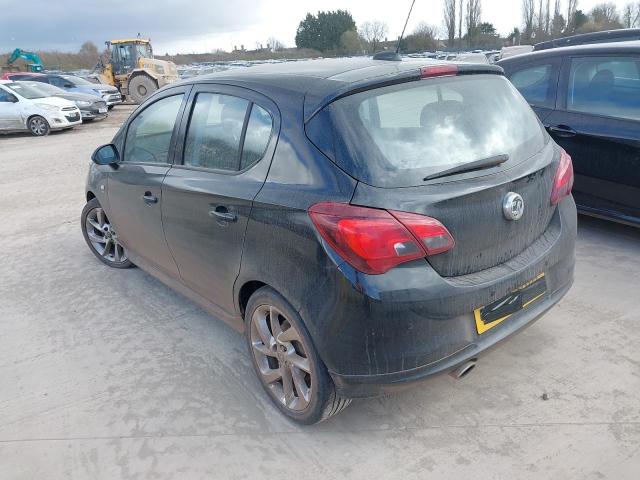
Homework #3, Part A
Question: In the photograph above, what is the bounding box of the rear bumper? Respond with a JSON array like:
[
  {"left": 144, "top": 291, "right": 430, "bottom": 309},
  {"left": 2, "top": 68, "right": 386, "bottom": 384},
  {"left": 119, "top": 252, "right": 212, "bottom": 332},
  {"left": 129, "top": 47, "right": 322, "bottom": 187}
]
[
  {"left": 331, "top": 277, "right": 573, "bottom": 397},
  {"left": 305, "top": 198, "right": 577, "bottom": 398}
]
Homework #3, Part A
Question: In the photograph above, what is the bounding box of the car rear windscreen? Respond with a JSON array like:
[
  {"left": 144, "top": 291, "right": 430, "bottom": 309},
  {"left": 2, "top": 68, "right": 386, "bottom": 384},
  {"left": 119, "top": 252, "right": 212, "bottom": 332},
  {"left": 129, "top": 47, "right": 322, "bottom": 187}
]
[{"left": 306, "top": 74, "right": 546, "bottom": 187}]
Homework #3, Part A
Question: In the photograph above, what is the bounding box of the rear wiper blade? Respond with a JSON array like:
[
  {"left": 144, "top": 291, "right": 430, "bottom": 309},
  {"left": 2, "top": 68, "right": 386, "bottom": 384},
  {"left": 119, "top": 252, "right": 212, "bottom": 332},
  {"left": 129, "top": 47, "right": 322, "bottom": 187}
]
[{"left": 423, "top": 154, "right": 509, "bottom": 181}]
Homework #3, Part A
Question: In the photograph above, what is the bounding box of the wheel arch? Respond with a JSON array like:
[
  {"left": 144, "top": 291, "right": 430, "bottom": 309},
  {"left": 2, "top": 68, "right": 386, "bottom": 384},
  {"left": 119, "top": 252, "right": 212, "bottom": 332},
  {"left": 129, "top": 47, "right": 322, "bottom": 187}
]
[
  {"left": 237, "top": 280, "right": 268, "bottom": 319},
  {"left": 86, "top": 191, "right": 96, "bottom": 202},
  {"left": 26, "top": 113, "right": 48, "bottom": 126}
]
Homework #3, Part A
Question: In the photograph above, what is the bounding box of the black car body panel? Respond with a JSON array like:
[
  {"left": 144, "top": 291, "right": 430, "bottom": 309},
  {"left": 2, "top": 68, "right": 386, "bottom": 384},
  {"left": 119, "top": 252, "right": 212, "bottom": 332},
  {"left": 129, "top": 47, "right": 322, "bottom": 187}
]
[
  {"left": 85, "top": 58, "right": 576, "bottom": 397},
  {"left": 499, "top": 41, "right": 640, "bottom": 226}
]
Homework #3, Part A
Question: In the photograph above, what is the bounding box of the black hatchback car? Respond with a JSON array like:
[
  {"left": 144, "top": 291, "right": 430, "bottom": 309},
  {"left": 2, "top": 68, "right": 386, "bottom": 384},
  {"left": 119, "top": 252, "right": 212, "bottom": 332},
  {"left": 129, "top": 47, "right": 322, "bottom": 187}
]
[
  {"left": 499, "top": 41, "right": 640, "bottom": 226},
  {"left": 82, "top": 58, "right": 576, "bottom": 424}
]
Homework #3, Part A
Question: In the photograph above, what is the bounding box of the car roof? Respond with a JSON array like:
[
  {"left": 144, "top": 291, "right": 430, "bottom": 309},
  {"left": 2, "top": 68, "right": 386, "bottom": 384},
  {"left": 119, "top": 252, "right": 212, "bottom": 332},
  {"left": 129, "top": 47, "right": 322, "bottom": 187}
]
[
  {"left": 178, "top": 57, "right": 501, "bottom": 120},
  {"left": 183, "top": 57, "right": 495, "bottom": 91},
  {"left": 499, "top": 40, "right": 640, "bottom": 64}
]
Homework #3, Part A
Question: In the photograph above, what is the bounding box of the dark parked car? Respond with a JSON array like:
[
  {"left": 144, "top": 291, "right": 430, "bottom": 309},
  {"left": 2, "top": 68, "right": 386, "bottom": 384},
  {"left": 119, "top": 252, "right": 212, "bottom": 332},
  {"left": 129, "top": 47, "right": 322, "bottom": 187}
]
[
  {"left": 81, "top": 59, "right": 576, "bottom": 424},
  {"left": 499, "top": 41, "right": 640, "bottom": 226},
  {"left": 18, "top": 81, "right": 107, "bottom": 121}
]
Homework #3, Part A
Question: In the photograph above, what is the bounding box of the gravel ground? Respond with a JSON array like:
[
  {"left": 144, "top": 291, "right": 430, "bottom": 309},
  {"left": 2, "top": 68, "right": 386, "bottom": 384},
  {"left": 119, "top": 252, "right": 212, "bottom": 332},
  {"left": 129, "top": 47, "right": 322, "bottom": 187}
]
[{"left": 1, "top": 107, "right": 639, "bottom": 479}]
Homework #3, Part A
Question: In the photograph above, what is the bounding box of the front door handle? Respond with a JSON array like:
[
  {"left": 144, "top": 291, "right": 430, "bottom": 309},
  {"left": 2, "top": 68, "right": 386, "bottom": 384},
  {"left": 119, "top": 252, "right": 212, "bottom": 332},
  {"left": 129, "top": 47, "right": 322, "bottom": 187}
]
[
  {"left": 142, "top": 192, "right": 158, "bottom": 205},
  {"left": 209, "top": 205, "right": 237, "bottom": 224},
  {"left": 547, "top": 124, "right": 577, "bottom": 138}
]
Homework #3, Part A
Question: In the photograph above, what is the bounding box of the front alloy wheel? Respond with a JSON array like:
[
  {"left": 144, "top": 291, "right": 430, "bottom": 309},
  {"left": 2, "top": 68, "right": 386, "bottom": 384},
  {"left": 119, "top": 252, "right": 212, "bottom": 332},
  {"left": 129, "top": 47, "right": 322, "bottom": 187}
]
[
  {"left": 81, "top": 198, "right": 133, "bottom": 268},
  {"left": 28, "top": 116, "right": 50, "bottom": 136}
]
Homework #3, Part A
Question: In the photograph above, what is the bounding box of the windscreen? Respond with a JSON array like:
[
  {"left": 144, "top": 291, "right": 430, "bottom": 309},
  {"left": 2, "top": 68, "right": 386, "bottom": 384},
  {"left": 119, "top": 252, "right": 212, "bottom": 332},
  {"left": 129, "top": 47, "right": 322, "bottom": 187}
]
[
  {"left": 63, "top": 75, "right": 93, "bottom": 86},
  {"left": 22, "top": 82, "right": 64, "bottom": 95},
  {"left": 5, "top": 82, "right": 46, "bottom": 99},
  {"left": 307, "top": 74, "right": 546, "bottom": 187}
]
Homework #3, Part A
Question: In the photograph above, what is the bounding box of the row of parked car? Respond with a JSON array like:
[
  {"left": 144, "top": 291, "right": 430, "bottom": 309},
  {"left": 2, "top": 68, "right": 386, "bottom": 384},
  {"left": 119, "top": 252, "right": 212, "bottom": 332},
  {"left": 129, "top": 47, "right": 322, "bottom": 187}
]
[{"left": 0, "top": 72, "right": 123, "bottom": 136}]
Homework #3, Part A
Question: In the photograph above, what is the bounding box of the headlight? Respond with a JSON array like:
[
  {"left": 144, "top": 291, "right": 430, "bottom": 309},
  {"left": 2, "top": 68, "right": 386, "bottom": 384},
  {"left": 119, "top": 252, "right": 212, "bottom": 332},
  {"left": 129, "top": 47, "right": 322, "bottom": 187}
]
[
  {"left": 93, "top": 89, "right": 104, "bottom": 96},
  {"left": 77, "top": 100, "right": 91, "bottom": 107},
  {"left": 35, "top": 103, "right": 60, "bottom": 112}
]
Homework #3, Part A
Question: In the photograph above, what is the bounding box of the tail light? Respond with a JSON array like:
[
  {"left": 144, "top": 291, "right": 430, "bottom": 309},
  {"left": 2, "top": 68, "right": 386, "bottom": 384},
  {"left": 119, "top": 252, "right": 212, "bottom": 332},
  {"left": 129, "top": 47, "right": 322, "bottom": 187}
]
[
  {"left": 550, "top": 149, "right": 574, "bottom": 205},
  {"left": 308, "top": 203, "right": 455, "bottom": 275}
]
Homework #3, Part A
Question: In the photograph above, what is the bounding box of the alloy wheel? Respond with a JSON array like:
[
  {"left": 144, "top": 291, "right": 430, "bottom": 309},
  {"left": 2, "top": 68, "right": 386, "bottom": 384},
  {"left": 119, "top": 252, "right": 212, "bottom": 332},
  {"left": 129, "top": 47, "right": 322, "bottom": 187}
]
[
  {"left": 250, "top": 304, "right": 313, "bottom": 411},
  {"left": 84, "top": 207, "right": 128, "bottom": 264},
  {"left": 29, "top": 117, "right": 48, "bottom": 136}
]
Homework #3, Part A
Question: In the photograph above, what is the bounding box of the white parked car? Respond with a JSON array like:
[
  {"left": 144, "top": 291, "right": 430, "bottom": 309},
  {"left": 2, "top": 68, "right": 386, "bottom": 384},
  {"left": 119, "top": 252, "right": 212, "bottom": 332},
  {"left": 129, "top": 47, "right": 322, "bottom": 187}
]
[{"left": 0, "top": 80, "right": 82, "bottom": 136}]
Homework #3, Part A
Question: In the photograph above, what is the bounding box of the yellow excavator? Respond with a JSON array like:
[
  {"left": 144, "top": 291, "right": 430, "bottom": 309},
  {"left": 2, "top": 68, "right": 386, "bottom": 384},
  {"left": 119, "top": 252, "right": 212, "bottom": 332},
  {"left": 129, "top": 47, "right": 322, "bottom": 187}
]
[{"left": 94, "top": 38, "right": 179, "bottom": 103}]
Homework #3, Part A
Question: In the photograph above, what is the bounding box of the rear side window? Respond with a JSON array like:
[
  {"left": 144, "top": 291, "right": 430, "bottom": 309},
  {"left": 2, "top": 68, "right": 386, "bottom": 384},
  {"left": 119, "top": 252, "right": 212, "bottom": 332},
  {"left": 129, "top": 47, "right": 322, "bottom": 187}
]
[
  {"left": 509, "top": 63, "right": 557, "bottom": 107},
  {"left": 567, "top": 56, "right": 640, "bottom": 121},
  {"left": 183, "top": 93, "right": 273, "bottom": 171},
  {"left": 240, "top": 104, "right": 273, "bottom": 169},
  {"left": 184, "top": 93, "right": 249, "bottom": 171},
  {"left": 124, "top": 94, "right": 183, "bottom": 164},
  {"left": 307, "top": 75, "right": 546, "bottom": 188}
]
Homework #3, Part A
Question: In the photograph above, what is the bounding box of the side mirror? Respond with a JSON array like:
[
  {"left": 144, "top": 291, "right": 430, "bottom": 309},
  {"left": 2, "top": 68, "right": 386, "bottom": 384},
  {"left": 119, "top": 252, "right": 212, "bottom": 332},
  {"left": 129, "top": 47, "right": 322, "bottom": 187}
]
[{"left": 92, "top": 144, "right": 119, "bottom": 166}]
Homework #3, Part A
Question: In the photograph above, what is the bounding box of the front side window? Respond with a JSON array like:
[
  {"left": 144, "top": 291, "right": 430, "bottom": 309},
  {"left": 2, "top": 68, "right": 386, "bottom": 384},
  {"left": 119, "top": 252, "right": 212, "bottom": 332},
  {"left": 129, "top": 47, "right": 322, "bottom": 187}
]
[
  {"left": 124, "top": 94, "right": 183, "bottom": 164},
  {"left": 183, "top": 93, "right": 249, "bottom": 171},
  {"left": 567, "top": 56, "right": 640, "bottom": 121},
  {"left": 509, "top": 63, "right": 556, "bottom": 107},
  {"left": 0, "top": 88, "right": 16, "bottom": 102}
]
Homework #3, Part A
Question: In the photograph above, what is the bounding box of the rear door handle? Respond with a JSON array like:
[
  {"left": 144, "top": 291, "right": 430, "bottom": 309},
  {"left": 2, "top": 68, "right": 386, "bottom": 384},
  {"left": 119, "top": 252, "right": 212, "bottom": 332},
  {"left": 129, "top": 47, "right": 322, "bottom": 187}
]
[
  {"left": 142, "top": 192, "right": 158, "bottom": 205},
  {"left": 209, "top": 206, "right": 237, "bottom": 224},
  {"left": 547, "top": 125, "right": 577, "bottom": 138}
]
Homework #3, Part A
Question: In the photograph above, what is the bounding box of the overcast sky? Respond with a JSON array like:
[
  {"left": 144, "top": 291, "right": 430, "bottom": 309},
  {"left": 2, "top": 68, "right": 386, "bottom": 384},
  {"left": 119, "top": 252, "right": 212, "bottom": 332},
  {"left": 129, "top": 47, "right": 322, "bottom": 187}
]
[{"left": 0, "top": 0, "right": 633, "bottom": 54}]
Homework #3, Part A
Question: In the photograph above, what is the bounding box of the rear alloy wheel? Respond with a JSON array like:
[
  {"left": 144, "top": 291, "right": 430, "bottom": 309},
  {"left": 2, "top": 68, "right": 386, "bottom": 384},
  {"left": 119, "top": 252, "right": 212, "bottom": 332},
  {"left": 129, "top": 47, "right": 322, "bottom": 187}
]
[
  {"left": 128, "top": 75, "right": 157, "bottom": 104},
  {"left": 28, "top": 115, "right": 50, "bottom": 136},
  {"left": 246, "top": 287, "right": 351, "bottom": 424},
  {"left": 81, "top": 198, "right": 133, "bottom": 269}
]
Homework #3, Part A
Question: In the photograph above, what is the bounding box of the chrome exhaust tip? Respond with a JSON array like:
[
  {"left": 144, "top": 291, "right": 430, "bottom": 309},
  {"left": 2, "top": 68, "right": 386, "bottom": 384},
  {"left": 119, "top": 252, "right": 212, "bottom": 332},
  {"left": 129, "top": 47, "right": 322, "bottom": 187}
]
[{"left": 449, "top": 359, "right": 477, "bottom": 380}]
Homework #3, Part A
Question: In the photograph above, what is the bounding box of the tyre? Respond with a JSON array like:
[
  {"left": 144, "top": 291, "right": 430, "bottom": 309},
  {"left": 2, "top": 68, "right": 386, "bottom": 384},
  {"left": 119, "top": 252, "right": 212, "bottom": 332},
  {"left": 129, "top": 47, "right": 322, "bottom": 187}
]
[
  {"left": 107, "top": 105, "right": 114, "bottom": 111},
  {"left": 245, "top": 286, "right": 351, "bottom": 424},
  {"left": 81, "top": 198, "right": 133, "bottom": 269},
  {"left": 28, "top": 115, "right": 50, "bottom": 136},
  {"left": 128, "top": 75, "right": 158, "bottom": 104}
]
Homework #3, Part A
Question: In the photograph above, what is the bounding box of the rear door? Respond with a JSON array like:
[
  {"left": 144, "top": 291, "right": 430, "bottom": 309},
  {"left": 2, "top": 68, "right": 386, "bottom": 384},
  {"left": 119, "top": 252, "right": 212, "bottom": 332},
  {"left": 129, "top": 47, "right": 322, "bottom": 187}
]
[
  {"left": 545, "top": 54, "right": 640, "bottom": 221},
  {"left": 107, "top": 86, "right": 190, "bottom": 277},
  {"left": 161, "top": 84, "right": 278, "bottom": 315}
]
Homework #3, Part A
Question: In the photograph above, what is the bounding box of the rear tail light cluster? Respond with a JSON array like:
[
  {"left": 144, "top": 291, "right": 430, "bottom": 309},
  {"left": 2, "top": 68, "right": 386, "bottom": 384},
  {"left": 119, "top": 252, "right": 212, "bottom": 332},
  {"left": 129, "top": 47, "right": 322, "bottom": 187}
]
[
  {"left": 308, "top": 203, "right": 455, "bottom": 275},
  {"left": 550, "top": 149, "right": 574, "bottom": 205}
]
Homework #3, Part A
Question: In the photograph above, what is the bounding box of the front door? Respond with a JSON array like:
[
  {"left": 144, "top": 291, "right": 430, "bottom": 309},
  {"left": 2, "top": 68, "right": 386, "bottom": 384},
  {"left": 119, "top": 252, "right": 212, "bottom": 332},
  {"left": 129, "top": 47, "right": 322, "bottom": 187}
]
[
  {"left": 546, "top": 54, "right": 640, "bottom": 221},
  {"left": 161, "top": 86, "right": 278, "bottom": 315},
  {"left": 0, "top": 88, "right": 24, "bottom": 130},
  {"left": 107, "top": 88, "right": 188, "bottom": 277}
]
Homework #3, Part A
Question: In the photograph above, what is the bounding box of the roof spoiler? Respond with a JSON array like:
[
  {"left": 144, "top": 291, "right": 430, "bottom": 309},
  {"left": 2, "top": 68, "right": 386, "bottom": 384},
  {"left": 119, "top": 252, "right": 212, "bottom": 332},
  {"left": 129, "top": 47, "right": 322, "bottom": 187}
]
[{"left": 304, "top": 63, "right": 504, "bottom": 123}]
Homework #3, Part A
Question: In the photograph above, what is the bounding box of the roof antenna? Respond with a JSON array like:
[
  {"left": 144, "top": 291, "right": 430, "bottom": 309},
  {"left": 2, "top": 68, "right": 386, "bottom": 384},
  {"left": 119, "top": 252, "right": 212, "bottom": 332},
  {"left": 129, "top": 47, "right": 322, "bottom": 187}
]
[{"left": 373, "top": 0, "right": 415, "bottom": 61}]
